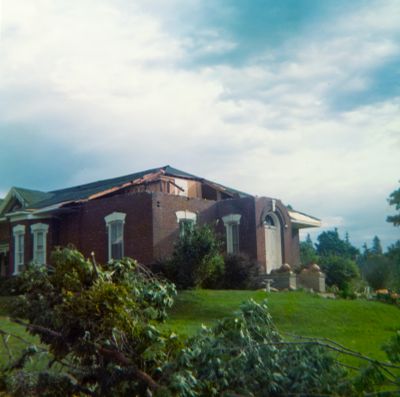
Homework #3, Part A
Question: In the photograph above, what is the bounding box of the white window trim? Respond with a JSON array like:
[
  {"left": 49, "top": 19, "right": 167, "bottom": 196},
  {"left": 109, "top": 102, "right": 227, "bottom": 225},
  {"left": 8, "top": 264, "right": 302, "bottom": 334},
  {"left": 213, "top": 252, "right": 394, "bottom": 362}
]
[
  {"left": 12, "top": 224, "right": 26, "bottom": 275},
  {"left": 30, "top": 223, "right": 49, "bottom": 265},
  {"left": 222, "top": 214, "right": 241, "bottom": 254},
  {"left": 175, "top": 210, "right": 197, "bottom": 238},
  {"left": 104, "top": 212, "right": 126, "bottom": 261},
  {"left": 175, "top": 210, "right": 197, "bottom": 223}
]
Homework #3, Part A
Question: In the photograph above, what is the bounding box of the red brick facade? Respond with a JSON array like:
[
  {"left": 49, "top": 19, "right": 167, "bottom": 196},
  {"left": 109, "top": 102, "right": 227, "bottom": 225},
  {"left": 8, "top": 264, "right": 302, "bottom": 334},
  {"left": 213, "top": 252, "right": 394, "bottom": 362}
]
[{"left": 0, "top": 166, "right": 318, "bottom": 277}]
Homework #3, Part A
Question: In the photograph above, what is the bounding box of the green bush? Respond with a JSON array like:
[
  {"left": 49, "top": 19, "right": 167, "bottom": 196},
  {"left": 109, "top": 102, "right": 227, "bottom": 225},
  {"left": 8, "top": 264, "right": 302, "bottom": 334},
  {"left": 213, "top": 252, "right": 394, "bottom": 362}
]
[
  {"left": 220, "top": 254, "right": 260, "bottom": 289},
  {"left": 166, "top": 224, "right": 224, "bottom": 289},
  {"left": 363, "top": 255, "right": 394, "bottom": 290},
  {"left": 320, "top": 255, "right": 360, "bottom": 292},
  {"left": 166, "top": 299, "right": 353, "bottom": 396},
  {"left": 1, "top": 248, "right": 179, "bottom": 396},
  {"left": 0, "top": 276, "right": 22, "bottom": 296}
]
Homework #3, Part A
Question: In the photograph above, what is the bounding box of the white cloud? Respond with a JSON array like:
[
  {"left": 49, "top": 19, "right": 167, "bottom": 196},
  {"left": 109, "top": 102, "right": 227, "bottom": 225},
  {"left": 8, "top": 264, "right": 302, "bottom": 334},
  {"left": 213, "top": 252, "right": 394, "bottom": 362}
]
[{"left": 0, "top": 0, "right": 399, "bottom": 248}]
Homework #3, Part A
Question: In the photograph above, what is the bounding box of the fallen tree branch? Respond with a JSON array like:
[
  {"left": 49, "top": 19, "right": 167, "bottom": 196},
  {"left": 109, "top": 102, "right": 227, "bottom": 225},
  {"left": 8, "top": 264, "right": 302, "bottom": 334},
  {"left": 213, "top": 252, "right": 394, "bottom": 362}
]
[
  {"left": 13, "top": 318, "right": 63, "bottom": 339},
  {"left": 98, "top": 346, "right": 159, "bottom": 390},
  {"left": 10, "top": 319, "right": 160, "bottom": 391},
  {"left": 283, "top": 333, "right": 400, "bottom": 370},
  {"left": 1, "top": 333, "right": 12, "bottom": 361}
]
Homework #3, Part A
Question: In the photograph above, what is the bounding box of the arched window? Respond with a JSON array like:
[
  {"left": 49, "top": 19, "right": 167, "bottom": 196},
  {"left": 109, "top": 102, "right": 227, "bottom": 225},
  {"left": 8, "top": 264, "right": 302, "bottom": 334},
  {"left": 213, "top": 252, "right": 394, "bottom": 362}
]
[
  {"left": 264, "top": 215, "right": 275, "bottom": 227},
  {"left": 104, "top": 212, "right": 126, "bottom": 261}
]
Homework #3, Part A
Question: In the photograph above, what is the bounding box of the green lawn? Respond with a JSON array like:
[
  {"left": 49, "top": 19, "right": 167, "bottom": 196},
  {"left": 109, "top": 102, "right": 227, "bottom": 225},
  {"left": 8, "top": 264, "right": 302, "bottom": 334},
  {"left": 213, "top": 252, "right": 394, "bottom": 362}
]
[
  {"left": 0, "top": 296, "right": 41, "bottom": 366},
  {"left": 165, "top": 290, "right": 400, "bottom": 362},
  {"left": 1, "top": 291, "right": 399, "bottom": 366}
]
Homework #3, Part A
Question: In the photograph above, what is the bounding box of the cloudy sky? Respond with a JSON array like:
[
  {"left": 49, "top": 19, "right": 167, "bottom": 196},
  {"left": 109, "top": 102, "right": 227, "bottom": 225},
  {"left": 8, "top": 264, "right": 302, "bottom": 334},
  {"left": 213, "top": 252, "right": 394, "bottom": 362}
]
[{"left": 0, "top": 0, "right": 399, "bottom": 249}]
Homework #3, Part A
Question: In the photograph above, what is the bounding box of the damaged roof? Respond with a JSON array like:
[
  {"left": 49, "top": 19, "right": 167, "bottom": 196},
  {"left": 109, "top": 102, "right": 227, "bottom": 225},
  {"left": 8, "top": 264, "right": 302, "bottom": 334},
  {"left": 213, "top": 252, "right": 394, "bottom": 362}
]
[
  {"left": 1, "top": 165, "right": 251, "bottom": 214},
  {"left": 0, "top": 166, "right": 321, "bottom": 228}
]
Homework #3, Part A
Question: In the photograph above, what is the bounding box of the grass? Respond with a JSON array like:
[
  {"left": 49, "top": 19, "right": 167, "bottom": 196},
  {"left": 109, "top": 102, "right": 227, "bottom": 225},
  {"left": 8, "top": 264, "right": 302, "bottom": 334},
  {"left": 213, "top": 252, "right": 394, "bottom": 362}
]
[
  {"left": 165, "top": 290, "right": 400, "bottom": 362},
  {"left": 1, "top": 291, "right": 400, "bottom": 366},
  {"left": 0, "top": 296, "right": 41, "bottom": 367}
]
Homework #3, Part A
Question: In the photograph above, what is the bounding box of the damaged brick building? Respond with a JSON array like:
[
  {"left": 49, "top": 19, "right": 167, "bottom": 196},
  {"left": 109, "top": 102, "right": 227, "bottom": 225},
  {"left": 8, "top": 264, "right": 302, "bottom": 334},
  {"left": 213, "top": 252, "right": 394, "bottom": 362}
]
[{"left": 0, "top": 166, "right": 320, "bottom": 276}]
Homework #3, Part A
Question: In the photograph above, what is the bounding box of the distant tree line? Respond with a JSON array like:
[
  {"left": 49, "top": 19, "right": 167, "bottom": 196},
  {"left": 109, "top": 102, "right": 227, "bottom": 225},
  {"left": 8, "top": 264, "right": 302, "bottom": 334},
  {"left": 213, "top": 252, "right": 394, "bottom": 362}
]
[{"left": 300, "top": 182, "right": 400, "bottom": 293}]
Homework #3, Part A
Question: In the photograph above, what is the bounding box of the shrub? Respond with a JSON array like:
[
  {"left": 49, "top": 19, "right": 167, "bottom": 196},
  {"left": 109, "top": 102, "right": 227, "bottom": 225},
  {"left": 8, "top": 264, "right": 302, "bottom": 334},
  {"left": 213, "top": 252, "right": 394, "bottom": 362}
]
[
  {"left": 320, "top": 255, "right": 360, "bottom": 292},
  {"left": 166, "top": 224, "right": 224, "bottom": 289},
  {"left": 220, "top": 254, "right": 260, "bottom": 289},
  {"left": 165, "top": 300, "right": 353, "bottom": 396},
  {"left": 363, "top": 255, "right": 394, "bottom": 290},
  {"left": 0, "top": 276, "right": 22, "bottom": 296},
  {"left": 1, "top": 247, "right": 179, "bottom": 396}
]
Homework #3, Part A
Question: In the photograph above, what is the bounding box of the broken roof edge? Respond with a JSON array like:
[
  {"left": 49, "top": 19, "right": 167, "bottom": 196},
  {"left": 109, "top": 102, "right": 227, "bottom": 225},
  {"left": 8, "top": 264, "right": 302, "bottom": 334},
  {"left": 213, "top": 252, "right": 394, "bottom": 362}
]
[
  {"left": 163, "top": 166, "right": 251, "bottom": 198},
  {"left": 49, "top": 166, "right": 164, "bottom": 194}
]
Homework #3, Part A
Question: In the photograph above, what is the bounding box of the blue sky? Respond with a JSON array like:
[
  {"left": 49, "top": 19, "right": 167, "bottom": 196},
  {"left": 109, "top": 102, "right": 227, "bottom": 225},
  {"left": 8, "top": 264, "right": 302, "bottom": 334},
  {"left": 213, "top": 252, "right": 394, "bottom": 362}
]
[{"left": 0, "top": 0, "right": 399, "bottom": 249}]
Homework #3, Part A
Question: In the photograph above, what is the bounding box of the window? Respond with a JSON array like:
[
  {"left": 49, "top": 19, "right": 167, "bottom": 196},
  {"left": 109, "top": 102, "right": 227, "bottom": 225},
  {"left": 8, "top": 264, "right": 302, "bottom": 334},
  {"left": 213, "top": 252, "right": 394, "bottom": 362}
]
[
  {"left": 176, "top": 210, "right": 197, "bottom": 237},
  {"left": 31, "top": 223, "right": 49, "bottom": 265},
  {"left": 105, "top": 212, "right": 126, "bottom": 261},
  {"left": 179, "top": 219, "right": 194, "bottom": 237},
  {"left": 222, "top": 214, "right": 241, "bottom": 254},
  {"left": 13, "top": 224, "right": 25, "bottom": 274},
  {"left": 264, "top": 215, "right": 275, "bottom": 227}
]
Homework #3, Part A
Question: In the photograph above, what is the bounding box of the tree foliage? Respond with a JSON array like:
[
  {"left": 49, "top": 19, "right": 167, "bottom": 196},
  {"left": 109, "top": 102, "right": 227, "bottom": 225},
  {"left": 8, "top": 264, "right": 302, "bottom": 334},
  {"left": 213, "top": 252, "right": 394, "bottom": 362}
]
[
  {"left": 387, "top": 184, "right": 400, "bottom": 227},
  {"left": 165, "top": 300, "right": 352, "bottom": 397},
  {"left": 166, "top": 224, "right": 224, "bottom": 289},
  {"left": 371, "top": 236, "right": 383, "bottom": 255},
  {"left": 358, "top": 237, "right": 400, "bottom": 292},
  {"left": 300, "top": 234, "right": 319, "bottom": 266},
  {"left": 320, "top": 255, "right": 360, "bottom": 291},
  {"left": 363, "top": 255, "right": 394, "bottom": 290},
  {"left": 2, "top": 248, "right": 400, "bottom": 396},
  {"left": 386, "top": 241, "right": 400, "bottom": 291},
  {"left": 2, "top": 248, "right": 179, "bottom": 396},
  {"left": 219, "top": 253, "right": 260, "bottom": 289},
  {"left": 316, "top": 229, "right": 359, "bottom": 260}
]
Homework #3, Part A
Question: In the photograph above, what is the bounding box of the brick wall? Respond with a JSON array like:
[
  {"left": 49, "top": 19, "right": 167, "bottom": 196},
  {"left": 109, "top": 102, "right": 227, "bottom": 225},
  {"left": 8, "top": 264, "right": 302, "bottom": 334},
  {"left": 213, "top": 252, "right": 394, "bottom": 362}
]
[
  {"left": 216, "top": 197, "right": 258, "bottom": 260},
  {"left": 151, "top": 192, "right": 217, "bottom": 260},
  {"left": 58, "top": 192, "right": 154, "bottom": 265},
  {"left": 0, "top": 191, "right": 302, "bottom": 274}
]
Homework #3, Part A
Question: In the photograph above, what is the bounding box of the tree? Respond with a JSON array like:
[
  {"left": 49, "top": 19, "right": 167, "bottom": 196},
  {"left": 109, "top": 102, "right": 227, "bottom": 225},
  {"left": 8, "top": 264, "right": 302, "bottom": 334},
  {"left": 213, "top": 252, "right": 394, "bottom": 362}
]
[
  {"left": 371, "top": 236, "right": 383, "bottom": 255},
  {"left": 220, "top": 253, "right": 260, "bottom": 289},
  {"left": 363, "top": 255, "right": 393, "bottom": 290},
  {"left": 385, "top": 184, "right": 400, "bottom": 290},
  {"left": 386, "top": 241, "right": 400, "bottom": 291},
  {"left": 1, "top": 248, "right": 179, "bottom": 396},
  {"left": 316, "top": 229, "right": 359, "bottom": 260},
  {"left": 320, "top": 255, "right": 360, "bottom": 292},
  {"left": 166, "top": 300, "right": 353, "bottom": 396},
  {"left": 387, "top": 184, "right": 400, "bottom": 226},
  {"left": 300, "top": 234, "right": 319, "bottom": 266},
  {"left": 166, "top": 224, "right": 224, "bottom": 289}
]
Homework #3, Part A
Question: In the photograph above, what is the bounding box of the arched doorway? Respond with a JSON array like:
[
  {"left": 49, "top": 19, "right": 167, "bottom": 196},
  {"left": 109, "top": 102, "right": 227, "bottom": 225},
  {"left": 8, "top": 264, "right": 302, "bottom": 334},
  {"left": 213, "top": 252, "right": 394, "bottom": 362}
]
[{"left": 264, "top": 213, "right": 283, "bottom": 273}]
